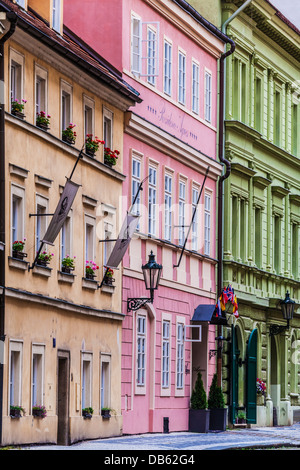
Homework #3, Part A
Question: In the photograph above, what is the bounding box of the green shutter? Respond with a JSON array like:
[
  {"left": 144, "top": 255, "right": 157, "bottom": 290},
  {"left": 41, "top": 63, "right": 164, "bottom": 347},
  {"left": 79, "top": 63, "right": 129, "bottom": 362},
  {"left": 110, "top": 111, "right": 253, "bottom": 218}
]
[
  {"left": 230, "top": 325, "right": 238, "bottom": 423},
  {"left": 246, "top": 329, "right": 257, "bottom": 424}
]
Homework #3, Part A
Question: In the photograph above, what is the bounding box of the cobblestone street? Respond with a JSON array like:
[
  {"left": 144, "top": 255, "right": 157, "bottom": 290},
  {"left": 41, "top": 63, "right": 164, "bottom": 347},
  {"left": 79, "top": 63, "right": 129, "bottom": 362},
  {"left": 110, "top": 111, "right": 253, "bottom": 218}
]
[{"left": 21, "top": 423, "right": 300, "bottom": 451}]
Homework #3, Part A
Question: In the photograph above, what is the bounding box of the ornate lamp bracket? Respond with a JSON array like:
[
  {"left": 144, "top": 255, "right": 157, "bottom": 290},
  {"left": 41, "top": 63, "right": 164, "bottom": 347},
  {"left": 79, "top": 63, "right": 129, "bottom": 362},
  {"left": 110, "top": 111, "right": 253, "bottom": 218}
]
[
  {"left": 269, "top": 323, "right": 289, "bottom": 336},
  {"left": 127, "top": 297, "right": 152, "bottom": 312}
]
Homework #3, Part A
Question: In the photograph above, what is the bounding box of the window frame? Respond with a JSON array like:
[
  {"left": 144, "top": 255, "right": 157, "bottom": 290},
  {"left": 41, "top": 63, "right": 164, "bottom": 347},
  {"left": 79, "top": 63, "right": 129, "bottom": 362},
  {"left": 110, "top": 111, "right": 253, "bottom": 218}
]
[
  {"left": 178, "top": 50, "right": 186, "bottom": 105},
  {"left": 61, "top": 80, "right": 73, "bottom": 136},
  {"left": 178, "top": 179, "right": 186, "bottom": 246},
  {"left": 52, "top": 0, "right": 61, "bottom": 33},
  {"left": 9, "top": 48, "right": 24, "bottom": 111},
  {"left": 192, "top": 185, "right": 199, "bottom": 251},
  {"left": 131, "top": 14, "right": 142, "bottom": 76},
  {"left": 192, "top": 60, "right": 200, "bottom": 114},
  {"left": 35, "top": 194, "right": 49, "bottom": 253},
  {"left": 161, "top": 314, "right": 171, "bottom": 395},
  {"left": 204, "top": 70, "right": 212, "bottom": 123},
  {"left": 148, "top": 165, "right": 157, "bottom": 236},
  {"left": 84, "top": 214, "right": 96, "bottom": 268},
  {"left": 35, "top": 64, "right": 48, "bottom": 118},
  {"left": 11, "top": 184, "right": 25, "bottom": 252},
  {"left": 100, "top": 353, "right": 111, "bottom": 411},
  {"left": 175, "top": 319, "right": 185, "bottom": 396},
  {"left": 164, "top": 172, "right": 173, "bottom": 242},
  {"left": 9, "top": 340, "right": 23, "bottom": 410},
  {"left": 136, "top": 313, "right": 146, "bottom": 390},
  {"left": 163, "top": 39, "right": 172, "bottom": 96},
  {"left": 31, "top": 344, "right": 45, "bottom": 409},
  {"left": 81, "top": 352, "right": 93, "bottom": 412},
  {"left": 103, "top": 107, "right": 114, "bottom": 150},
  {"left": 204, "top": 191, "right": 211, "bottom": 256}
]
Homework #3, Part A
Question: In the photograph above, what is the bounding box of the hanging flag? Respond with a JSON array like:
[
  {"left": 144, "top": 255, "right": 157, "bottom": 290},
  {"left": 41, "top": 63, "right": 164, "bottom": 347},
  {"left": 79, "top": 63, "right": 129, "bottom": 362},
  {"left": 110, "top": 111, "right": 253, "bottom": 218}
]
[
  {"left": 215, "top": 284, "right": 239, "bottom": 318},
  {"left": 105, "top": 212, "right": 140, "bottom": 269},
  {"left": 42, "top": 179, "right": 79, "bottom": 245}
]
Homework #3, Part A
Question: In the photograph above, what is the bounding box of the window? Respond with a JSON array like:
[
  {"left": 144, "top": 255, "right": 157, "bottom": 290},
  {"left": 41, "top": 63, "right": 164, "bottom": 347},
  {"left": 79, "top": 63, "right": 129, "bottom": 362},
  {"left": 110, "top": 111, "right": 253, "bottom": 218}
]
[
  {"left": 136, "top": 315, "right": 146, "bottom": 386},
  {"left": 292, "top": 104, "right": 298, "bottom": 155},
  {"left": 35, "top": 195, "right": 48, "bottom": 252},
  {"left": 178, "top": 51, "right": 186, "bottom": 105},
  {"left": 15, "top": 0, "right": 25, "bottom": 8},
  {"left": 84, "top": 101, "right": 94, "bottom": 137},
  {"left": 31, "top": 344, "right": 45, "bottom": 408},
  {"left": 274, "top": 215, "right": 281, "bottom": 273},
  {"left": 162, "top": 320, "right": 170, "bottom": 388},
  {"left": 254, "top": 207, "right": 262, "bottom": 268},
  {"left": 178, "top": 180, "right": 186, "bottom": 246},
  {"left": 176, "top": 323, "right": 184, "bottom": 389},
  {"left": 11, "top": 185, "right": 25, "bottom": 251},
  {"left": 85, "top": 215, "right": 95, "bottom": 265},
  {"left": 9, "top": 341, "right": 23, "bottom": 409},
  {"left": 204, "top": 192, "right": 211, "bottom": 256},
  {"left": 35, "top": 65, "right": 47, "bottom": 117},
  {"left": 192, "top": 61, "right": 199, "bottom": 114},
  {"left": 164, "top": 40, "right": 172, "bottom": 96},
  {"left": 274, "top": 90, "right": 281, "bottom": 146},
  {"left": 100, "top": 354, "right": 111, "bottom": 410},
  {"left": 61, "top": 81, "right": 72, "bottom": 135},
  {"left": 103, "top": 107, "right": 113, "bottom": 149},
  {"left": 148, "top": 166, "right": 157, "bottom": 236},
  {"left": 205, "top": 71, "right": 212, "bottom": 122},
  {"left": 292, "top": 223, "right": 299, "bottom": 279},
  {"left": 61, "top": 214, "right": 72, "bottom": 264},
  {"left": 81, "top": 353, "right": 92, "bottom": 411},
  {"left": 164, "top": 173, "right": 172, "bottom": 241},
  {"left": 192, "top": 187, "right": 199, "bottom": 251},
  {"left": 147, "top": 27, "right": 157, "bottom": 86},
  {"left": 52, "top": 0, "right": 61, "bottom": 33},
  {"left": 131, "top": 16, "right": 142, "bottom": 75},
  {"left": 132, "top": 156, "right": 141, "bottom": 230},
  {"left": 255, "top": 75, "right": 262, "bottom": 132},
  {"left": 10, "top": 49, "right": 24, "bottom": 112}
]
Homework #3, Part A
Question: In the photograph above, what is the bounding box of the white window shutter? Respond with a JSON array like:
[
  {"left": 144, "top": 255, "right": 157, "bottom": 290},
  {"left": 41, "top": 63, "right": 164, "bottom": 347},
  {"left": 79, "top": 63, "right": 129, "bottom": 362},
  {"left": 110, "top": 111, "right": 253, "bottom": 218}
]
[{"left": 184, "top": 325, "right": 202, "bottom": 343}]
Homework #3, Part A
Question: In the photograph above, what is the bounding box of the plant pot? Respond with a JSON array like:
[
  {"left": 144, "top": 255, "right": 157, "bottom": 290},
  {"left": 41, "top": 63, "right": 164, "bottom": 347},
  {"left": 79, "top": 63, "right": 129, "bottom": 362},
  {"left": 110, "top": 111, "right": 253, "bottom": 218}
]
[
  {"left": 189, "top": 409, "right": 210, "bottom": 433},
  {"left": 37, "top": 259, "right": 49, "bottom": 267},
  {"left": 32, "top": 409, "right": 46, "bottom": 418},
  {"left": 62, "top": 266, "right": 73, "bottom": 274},
  {"left": 36, "top": 122, "right": 49, "bottom": 131},
  {"left": 85, "top": 147, "right": 95, "bottom": 157},
  {"left": 82, "top": 410, "right": 93, "bottom": 419},
  {"left": 85, "top": 272, "right": 95, "bottom": 280},
  {"left": 10, "top": 408, "right": 22, "bottom": 418},
  {"left": 103, "top": 277, "right": 114, "bottom": 286},
  {"left": 12, "top": 250, "right": 27, "bottom": 260},
  {"left": 62, "top": 135, "right": 75, "bottom": 145},
  {"left": 209, "top": 408, "right": 227, "bottom": 431},
  {"left": 101, "top": 409, "right": 111, "bottom": 419},
  {"left": 12, "top": 110, "right": 25, "bottom": 119}
]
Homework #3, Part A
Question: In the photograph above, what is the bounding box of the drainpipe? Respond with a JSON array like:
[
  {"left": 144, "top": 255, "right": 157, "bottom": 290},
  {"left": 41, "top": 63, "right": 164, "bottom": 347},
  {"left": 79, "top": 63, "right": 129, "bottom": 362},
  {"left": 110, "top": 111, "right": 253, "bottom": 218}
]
[
  {"left": 217, "top": 0, "right": 253, "bottom": 387},
  {"left": 0, "top": 11, "right": 17, "bottom": 445}
]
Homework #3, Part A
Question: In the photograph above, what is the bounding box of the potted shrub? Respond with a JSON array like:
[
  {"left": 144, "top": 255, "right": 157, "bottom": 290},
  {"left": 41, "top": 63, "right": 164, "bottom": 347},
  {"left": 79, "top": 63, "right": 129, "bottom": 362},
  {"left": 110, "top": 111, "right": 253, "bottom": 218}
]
[
  {"left": 11, "top": 98, "right": 27, "bottom": 119},
  {"left": 104, "top": 147, "right": 120, "bottom": 167},
  {"left": 85, "top": 134, "right": 104, "bottom": 157},
  {"left": 208, "top": 373, "right": 227, "bottom": 431},
  {"left": 32, "top": 405, "right": 47, "bottom": 418},
  {"left": 85, "top": 260, "right": 99, "bottom": 280},
  {"left": 189, "top": 372, "right": 210, "bottom": 433},
  {"left": 37, "top": 251, "right": 54, "bottom": 267},
  {"left": 62, "top": 123, "right": 77, "bottom": 145},
  {"left": 10, "top": 405, "right": 25, "bottom": 418},
  {"left": 103, "top": 268, "right": 115, "bottom": 286},
  {"left": 12, "top": 239, "right": 27, "bottom": 260},
  {"left": 236, "top": 411, "right": 246, "bottom": 424},
  {"left": 62, "top": 255, "right": 76, "bottom": 273},
  {"left": 82, "top": 407, "right": 93, "bottom": 419},
  {"left": 36, "top": 111, "right": 51, "bottom": 130},
  {"left": 101, "top": 407, "right": 111, "bottom": 419}
]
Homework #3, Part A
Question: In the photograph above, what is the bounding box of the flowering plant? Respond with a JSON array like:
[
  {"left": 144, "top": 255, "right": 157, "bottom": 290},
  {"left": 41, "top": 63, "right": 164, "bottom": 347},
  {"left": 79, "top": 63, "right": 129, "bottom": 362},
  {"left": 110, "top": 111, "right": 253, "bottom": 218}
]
[
  {"left": 62, "top": 255, "right": 76, "bottom": 269},
  {"left": 62, "top": 123, "right": 77, "bottom": 143},
  {"left": 256, "top": 378, "right": 266, "bottom": 395},
  {"left": 85, "top": 260, "right": 99, "bottom": 277},
  {"left": 32, "top": 405, "right": 47, "bottom": 418},
  {"left": 36, "top": 111, "right": 51, "bottom": 127},
  {"left": 85, "top": 134, "right": 104, "bottom": 154},
  {"left": 38, "top": 251, "right": 54, "bottom": 263},
  {"left": 104, "top": 147, "right": 120, "bottom": 166},
  {"left": 105, "top": 268, "right": 114, "bottom": 278},
  {"left": 12, "top": 239, "right": 26, "bottom": 252},
  {"left": 11, "top": 98, "right": 27, "bottom": 113}
]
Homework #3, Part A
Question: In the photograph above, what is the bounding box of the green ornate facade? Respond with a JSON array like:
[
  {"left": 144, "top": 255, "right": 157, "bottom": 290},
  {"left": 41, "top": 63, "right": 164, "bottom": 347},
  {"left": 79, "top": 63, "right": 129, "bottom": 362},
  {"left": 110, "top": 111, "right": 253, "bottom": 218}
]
[{"left": 190, "top": 0, "right": 300, "bottom": 426}]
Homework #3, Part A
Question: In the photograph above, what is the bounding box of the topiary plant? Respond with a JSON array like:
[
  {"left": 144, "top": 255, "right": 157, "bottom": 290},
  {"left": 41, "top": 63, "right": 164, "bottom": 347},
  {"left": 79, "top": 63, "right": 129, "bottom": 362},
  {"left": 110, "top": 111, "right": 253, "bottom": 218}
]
[
  {"left": 208, "top": 373, "right": 225, "bottom": 409},
  {"left": 190, "top": 372, "right": 208, "bottom": 409}
]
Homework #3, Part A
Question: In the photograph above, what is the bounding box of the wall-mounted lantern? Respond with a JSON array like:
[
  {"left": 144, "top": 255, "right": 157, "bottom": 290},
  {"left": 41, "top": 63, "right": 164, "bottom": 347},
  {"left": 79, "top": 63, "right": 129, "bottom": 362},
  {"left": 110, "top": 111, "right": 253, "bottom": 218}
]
[{"left": 269, "top": 291, "right": 295, "bottom": 336}]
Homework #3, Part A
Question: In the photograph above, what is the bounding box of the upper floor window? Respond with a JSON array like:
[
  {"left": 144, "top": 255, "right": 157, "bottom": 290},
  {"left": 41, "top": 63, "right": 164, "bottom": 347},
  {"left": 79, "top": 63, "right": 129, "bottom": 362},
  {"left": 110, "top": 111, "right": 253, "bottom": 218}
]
[
  {"left": 192, "top": 61, "right": 199, "bottom": 114},
  {"left": 176, "top": 322, "right": 184, "bottom": 389},
  {"left": 131, "top": 16, "right": 142, "bottom": 76},
  {"left": 35, "top": 65, "right": 48, "bottom": 119},
  {"left": 147, "top": 27, "right": 157, "bottom": 86},
  {"left": 164, "top": 173, "right": 172, "bottom": 242},
  {"left": 137, "top": 315, "right": 146, "bottom": 387},
  {"left": 178, "top": 180, "right": 186, "bottom": 246},
  {"left": 103, "top": 107, "right": 113, "bottom": 149},
  {"left": 81, "top": 352, "right": 92, "bottom": 412},
  {"left": 84, "top": 95, "right": 95, "bottom": 137},
  {"left": 205, "top": 71, "right": 212, "bottom": 122},
  {"left": 162, "top": 320, "right": 170, "bottom": 388},
  {"left": 15, "top": 0, "right": 25, "bottom": 8},
  {"left": 192, "top": 186, "right": 199, "bottom": 251},
  {"left": 164, "top": 40, "right": 172, "bottom": 96},
  {"left": 131, "top": 15, "right": 159, "bottom": 81},
  {"left": 204, "top": 192, "right": 211, "bottom": 256},
  {"left": 132, "top": 155, "right": 141, "bottom": 230},
  {"left": 148, "top": 166, "right": 157, "bottom": 236},
  {"left": 61, "top": 81, "right": 72, "bottom": 136},
  {"left": 11, "top": 184, "right": 25, "bottom": 253},
  {"left": 52, "top": 0, "right": 61, "bottom": 33},
  {"left": 178, "top": 51, "right": 186, "bottom": 105},
  {"left": 35, "top": 194, "right": 48, "bottom": 252}
]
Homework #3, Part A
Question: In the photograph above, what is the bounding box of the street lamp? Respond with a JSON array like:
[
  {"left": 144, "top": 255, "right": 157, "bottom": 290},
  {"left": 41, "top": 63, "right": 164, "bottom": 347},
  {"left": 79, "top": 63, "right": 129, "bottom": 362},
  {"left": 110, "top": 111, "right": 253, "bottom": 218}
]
[
  {"left": 127, "top": 251, "right": 162, "bottom": 311},
  {"left": 269, "top": 291, "right": 295, "bottom": 336}
]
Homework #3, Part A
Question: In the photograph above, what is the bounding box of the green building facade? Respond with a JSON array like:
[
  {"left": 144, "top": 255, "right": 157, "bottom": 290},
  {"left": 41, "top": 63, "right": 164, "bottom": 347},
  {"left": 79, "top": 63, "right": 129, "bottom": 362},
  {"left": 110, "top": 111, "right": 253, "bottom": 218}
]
[{"left": 190, "top": 0, "right": 300, "bottom": 426}]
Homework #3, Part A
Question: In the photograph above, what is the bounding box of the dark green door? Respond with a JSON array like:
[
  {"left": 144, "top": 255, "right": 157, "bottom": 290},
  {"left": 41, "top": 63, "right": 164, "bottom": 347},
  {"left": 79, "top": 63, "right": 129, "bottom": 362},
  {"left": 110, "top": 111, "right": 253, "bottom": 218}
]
[
  {"left": 246, "top": 329, "right": 257, "bottom": 424},
  {"left": 230, "top": 325, "right": 239, "bottom": 423}
]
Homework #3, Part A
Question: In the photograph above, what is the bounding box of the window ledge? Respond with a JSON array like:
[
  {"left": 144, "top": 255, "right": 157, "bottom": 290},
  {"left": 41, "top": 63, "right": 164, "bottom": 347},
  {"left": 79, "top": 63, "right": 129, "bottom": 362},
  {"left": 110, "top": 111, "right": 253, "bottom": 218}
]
[
  {"left": 8, "top": 256, "right": 29, "bottom": 271},
  {"left": 101, "top": 284, "right": 115, "bottom": 294},
  {"left": 32, "top": 265, "right": 52, "bottom": 277},
  {"left": 82, "top": 277, "right": 98, "bottom": 290},
  {"left": 58, "top": 271, "right": 75, "bottom": 284}
]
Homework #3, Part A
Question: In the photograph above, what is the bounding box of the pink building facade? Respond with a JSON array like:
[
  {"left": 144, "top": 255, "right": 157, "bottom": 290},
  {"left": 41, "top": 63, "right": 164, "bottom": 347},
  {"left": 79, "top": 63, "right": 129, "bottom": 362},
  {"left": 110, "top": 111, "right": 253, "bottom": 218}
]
[{"left": 64, "top": 0, "right": 226, "bottom": 434}]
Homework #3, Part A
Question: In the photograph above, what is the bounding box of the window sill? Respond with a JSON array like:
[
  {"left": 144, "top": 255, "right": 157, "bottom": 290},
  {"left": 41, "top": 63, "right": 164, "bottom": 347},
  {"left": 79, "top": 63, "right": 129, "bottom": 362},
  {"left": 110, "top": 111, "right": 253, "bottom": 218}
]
[
  {"left": 58, "top": 271, "right": 75, "bottom": 284},
  {"left": 32, "top": 265, "right": 52, "bottom": 277},
  {"left": 8, "top": 256, "right": 29, "bottom": 271},
  {"left": 82, "top": 277, "right": 98, "bottom": 290},
  {"left": 101, "top": 284, "right": 115, "bottom": 295}
]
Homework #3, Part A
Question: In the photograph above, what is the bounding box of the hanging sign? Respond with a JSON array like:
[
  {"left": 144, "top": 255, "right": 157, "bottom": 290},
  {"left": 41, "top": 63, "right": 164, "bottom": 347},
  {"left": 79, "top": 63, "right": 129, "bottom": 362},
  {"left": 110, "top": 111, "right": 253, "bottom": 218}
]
[{"left": 105, "top": 212, "right": 140, "bottom": 269}]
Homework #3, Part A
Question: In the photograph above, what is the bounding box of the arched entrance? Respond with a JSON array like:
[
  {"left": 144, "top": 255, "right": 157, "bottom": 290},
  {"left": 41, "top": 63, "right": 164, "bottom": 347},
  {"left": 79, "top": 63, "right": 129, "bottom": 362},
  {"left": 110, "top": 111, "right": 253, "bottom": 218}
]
[{"left": 270, "top": 334, "right": 280, "bottom": 424}]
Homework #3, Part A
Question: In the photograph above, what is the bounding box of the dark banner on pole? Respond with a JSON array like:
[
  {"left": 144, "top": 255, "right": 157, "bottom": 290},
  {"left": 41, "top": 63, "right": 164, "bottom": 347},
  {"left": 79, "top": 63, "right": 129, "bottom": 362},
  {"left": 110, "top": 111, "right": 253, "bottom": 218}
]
[
  {"left": 42, "top": 179, "right": 79, "bottom": 245},
  {"left": 106, "top": 212, "right": 140, "bottom": 268}
]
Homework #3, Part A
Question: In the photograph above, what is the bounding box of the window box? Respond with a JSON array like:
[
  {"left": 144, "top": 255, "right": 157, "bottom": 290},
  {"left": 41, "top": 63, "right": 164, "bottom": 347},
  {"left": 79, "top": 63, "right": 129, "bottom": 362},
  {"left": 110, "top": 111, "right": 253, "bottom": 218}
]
[
  {"left": 82, "top": 277, "right": 98, "bottom": 290},
  {"left": 12, "top": 109, "right": 25, "bottom": 120},
  {"left": 58, "top": 270, "right": 75, "bottom": 284},
  {"left": 82, "top": 407, "right": 93, "bottom": 419},
  {"left": 12, "top": 250, "right": 27, "bottom": 260},
  {"left": 10, "top": 406, "right": 25, "bottom": 419},
  {"left": 62, "top": 134, "right": 75, "bottom": 145},
  {"left": 8, "top": 256, "right": 29, "bottom": 271},
  {"left": 101, "top": 408, "right": 111, "bottom": 419},
  {"left": 61, "top": 265, "right": 74, "bottom": 274},
  {"left": 32, "top": 405, "right": 47, "bottom": 418}
]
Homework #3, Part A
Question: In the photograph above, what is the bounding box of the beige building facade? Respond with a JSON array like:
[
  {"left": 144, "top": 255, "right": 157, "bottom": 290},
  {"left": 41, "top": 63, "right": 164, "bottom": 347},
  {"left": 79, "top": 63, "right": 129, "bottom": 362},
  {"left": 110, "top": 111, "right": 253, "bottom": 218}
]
[{"left": 0, "top": 0, "right": 140, "bottom": 445}]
